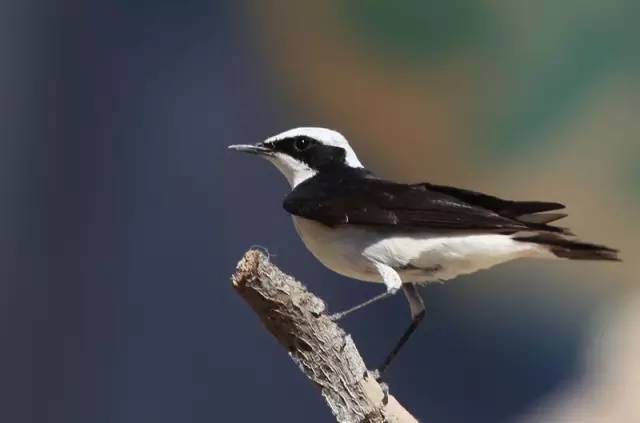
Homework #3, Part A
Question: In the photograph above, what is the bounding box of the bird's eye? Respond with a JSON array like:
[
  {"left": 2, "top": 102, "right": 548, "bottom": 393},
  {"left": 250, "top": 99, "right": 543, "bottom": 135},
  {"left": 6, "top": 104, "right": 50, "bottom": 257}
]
[{"left": 294, "top": 137, "right": 312, "bottom": 151}]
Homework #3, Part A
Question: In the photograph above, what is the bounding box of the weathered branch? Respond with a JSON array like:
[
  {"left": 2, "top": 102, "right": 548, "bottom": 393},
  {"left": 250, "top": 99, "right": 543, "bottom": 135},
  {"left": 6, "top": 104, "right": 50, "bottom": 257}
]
[{"left": 231, "top": 249, "right": 419, "bottom": 423}]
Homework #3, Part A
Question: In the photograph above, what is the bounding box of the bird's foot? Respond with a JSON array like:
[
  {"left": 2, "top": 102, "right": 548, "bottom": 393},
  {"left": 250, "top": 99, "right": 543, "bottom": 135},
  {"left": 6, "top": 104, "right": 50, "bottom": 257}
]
[
  {"left": 364, "top": 370, "right": 389, "bottom": 404},
  {"left": 370, "top": 368, "right": 383, "bottom": 383}
]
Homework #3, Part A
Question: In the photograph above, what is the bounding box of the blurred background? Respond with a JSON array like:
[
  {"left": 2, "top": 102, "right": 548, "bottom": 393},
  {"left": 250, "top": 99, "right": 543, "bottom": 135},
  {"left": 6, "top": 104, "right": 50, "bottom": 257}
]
[{"left": 1, "top": 1, "right": 638, "bottom": 422}]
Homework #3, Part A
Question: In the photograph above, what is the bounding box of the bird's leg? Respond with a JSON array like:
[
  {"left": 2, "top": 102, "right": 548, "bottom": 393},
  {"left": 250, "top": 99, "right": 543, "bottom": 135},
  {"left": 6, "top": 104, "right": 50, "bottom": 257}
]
[
  {"left": 377, "top": 283, "right": 425, "bottom": 375},
  {"left": 329, "top": 261, "right": 402, "bottom": 321},
  {"left": 329, "top": 290, "right": 394, "bottom": 320}
]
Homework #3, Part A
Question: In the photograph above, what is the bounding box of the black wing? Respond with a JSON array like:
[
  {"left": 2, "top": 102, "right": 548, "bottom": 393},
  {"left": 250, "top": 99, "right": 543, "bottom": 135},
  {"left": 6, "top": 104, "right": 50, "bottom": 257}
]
[
  {"left": 283, "top": 170, "right": 566, "bottom": 233},
  {"left": 423, "top": 182, "right": 565, "bottom": 220}
]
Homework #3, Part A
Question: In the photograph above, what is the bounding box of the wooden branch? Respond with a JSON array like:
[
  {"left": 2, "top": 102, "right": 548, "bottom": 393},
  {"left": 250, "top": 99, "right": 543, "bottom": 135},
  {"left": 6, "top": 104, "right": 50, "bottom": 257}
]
[{"left": 232, "top": 249, "right": 420, "bottom": 423}]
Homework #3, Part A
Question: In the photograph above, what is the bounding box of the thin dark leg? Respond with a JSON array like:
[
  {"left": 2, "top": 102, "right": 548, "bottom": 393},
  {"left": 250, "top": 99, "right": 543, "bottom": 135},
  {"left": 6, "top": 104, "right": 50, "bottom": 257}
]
[
  {"left": 329, "top": 290, "right": 394, "bottom": 321},
  {"left": 378, "top": 283, "right": 425, "bottom": 374}
]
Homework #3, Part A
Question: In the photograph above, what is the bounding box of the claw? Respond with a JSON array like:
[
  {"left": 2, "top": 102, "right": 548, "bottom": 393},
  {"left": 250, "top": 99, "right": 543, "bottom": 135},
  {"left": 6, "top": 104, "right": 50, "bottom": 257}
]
[
  {"left": 381, "top": 382, "right": 389, "bottom": 405},
  {"left": 370, "top": 369, "right": 383, "bottom": 383},
  {"left": 328, "top": 312, "right": 344, "bottom": 321}
]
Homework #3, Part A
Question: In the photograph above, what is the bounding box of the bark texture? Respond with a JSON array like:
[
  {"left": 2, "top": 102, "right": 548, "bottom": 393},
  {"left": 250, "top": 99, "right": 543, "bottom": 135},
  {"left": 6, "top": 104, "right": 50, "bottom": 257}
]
[{"left": 232, "top": 249, "right": 420, "bottom": 423}]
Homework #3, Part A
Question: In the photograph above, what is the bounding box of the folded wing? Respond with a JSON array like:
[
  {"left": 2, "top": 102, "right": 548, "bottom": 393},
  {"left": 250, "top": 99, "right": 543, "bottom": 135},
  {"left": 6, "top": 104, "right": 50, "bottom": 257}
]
[{"left": 283, "top": 171, "right": 567, "bottom": 233}]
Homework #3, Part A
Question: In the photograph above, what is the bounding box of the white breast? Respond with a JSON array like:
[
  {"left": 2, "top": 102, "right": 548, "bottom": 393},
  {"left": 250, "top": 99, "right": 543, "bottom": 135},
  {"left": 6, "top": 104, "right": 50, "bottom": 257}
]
[
  {"left": 292, "top": 216, "right": 552, "bottom": 284},
  {"left": 292, "top": 216, "right": 382, "bottom": 282}
]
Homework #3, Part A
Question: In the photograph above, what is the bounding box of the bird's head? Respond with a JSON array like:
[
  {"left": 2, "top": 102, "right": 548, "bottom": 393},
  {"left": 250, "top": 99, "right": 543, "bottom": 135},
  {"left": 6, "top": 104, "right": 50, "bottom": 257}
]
[{"left": 228, "top": 127, "right": 363, "bottom": 187}]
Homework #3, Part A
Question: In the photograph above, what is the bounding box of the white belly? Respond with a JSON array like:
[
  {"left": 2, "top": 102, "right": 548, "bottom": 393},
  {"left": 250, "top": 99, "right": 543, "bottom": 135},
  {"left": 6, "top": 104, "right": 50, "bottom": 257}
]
[
  {"left": 292, "top": 216, "right": 551, "bottom": 284},
  {"left": 293, "top": 216, "right": 383, "bottom": 282}
]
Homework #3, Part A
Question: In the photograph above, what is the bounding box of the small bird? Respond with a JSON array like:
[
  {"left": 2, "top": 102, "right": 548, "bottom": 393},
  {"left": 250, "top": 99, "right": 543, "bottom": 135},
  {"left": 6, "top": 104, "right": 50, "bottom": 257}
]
[{"left": 229, "top": 127, "right": 619, "bottom": 372}]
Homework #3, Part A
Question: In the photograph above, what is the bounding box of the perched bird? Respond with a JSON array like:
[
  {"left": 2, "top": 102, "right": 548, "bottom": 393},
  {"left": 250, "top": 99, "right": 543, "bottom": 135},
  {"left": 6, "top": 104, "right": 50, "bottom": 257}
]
[{"left": 229, "top": 127, "right": 619, "bottom": 372}]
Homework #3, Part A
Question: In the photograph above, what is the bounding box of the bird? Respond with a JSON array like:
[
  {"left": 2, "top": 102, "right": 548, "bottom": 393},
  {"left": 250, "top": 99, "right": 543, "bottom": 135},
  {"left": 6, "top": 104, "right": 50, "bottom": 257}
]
[{"left": 228, "top": 127, "right": 620, "bottom": 373}]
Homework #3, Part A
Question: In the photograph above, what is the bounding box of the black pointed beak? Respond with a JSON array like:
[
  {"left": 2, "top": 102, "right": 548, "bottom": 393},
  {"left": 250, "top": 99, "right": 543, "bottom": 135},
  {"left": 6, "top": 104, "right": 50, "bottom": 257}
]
[{"left": 227, "top": 143, "right": 271, "bottom": 155}]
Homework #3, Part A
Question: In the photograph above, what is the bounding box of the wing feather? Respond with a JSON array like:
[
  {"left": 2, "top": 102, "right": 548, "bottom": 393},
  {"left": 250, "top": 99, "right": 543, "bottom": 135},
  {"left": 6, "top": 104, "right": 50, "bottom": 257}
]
[
  {"left": 424, "top": 183, "right": 565, "bottom": 218},
  {"left": 283, "top": 171, "right": 561, "bottom": 232}
]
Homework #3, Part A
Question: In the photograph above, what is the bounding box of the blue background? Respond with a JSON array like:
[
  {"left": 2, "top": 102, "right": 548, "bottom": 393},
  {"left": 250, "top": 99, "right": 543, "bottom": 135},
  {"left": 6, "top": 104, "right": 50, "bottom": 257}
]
[{"left": 1, "top": 1, "right": 637, "bottom": 422}]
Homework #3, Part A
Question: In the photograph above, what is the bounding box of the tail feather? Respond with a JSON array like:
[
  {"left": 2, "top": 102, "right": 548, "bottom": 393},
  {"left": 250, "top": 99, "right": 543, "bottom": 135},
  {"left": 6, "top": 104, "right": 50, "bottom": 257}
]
[
  {"left": 518, "top": 212, "right": 567, "bottom": 224},
  {"left": 507, "top": 201, "right": 565, "bottom": 216},
  {"left": 514, "top": 233, "right": 620, "bottom": 261},
  {"left": 519, "top": 221, "right": 573, "bottom": 236}
]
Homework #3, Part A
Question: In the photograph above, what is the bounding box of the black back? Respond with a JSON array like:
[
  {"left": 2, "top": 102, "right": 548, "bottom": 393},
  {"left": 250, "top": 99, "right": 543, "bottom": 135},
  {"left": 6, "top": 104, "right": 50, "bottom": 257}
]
[{"left": 284, "top": 167, "right": 566, "bottom": 233}]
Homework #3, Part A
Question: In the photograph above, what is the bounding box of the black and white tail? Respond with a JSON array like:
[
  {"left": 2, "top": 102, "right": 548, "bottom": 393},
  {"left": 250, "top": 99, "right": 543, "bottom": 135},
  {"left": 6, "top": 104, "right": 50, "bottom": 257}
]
[
  {"left": 406, "top": 183, "right": 620, "bottom": 261},
  {"left": 514, "top": 233, "right": 620, "bottom": 261}
]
